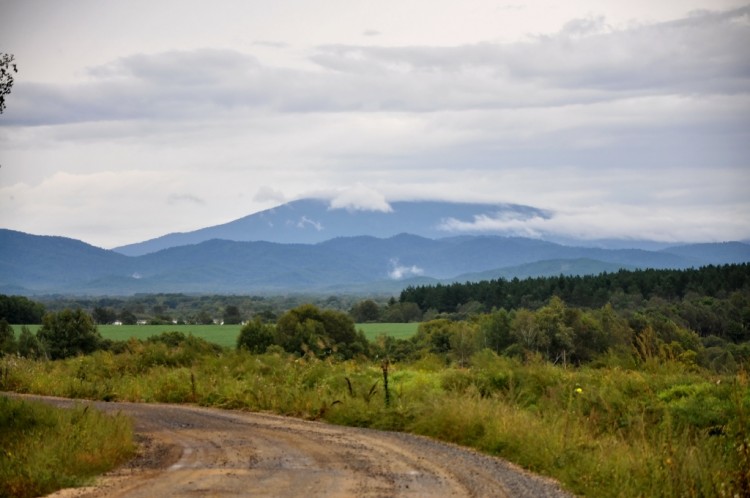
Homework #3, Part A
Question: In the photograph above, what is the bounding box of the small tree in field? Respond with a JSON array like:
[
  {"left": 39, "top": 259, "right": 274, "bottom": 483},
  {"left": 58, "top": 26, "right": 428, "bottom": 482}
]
[
  {"left": 276, "top": 304, "right": 369, "bottom": 359},
  {"left": 237, "top": 318, "right": 276, "bottom": 353},
  {"left": 37, "top": 309, "right": 101, "bottom": 359}
]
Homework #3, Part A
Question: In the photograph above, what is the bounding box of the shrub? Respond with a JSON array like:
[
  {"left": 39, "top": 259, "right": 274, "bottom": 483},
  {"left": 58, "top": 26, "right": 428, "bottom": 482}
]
[{"left": 36, "top": 309, "right": 101, "bottom": 359}]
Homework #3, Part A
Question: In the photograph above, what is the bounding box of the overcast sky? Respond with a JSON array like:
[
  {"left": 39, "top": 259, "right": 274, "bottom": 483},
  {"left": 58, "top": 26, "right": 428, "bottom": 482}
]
[{"left": 1, "top": 0, "right": 749, "bottom": 248}]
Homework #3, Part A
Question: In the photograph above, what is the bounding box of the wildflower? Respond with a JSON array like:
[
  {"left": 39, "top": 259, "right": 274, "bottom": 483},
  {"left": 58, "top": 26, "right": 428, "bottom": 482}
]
[{"left": 574, "top": 387, "right": 583, "bottom": 394}]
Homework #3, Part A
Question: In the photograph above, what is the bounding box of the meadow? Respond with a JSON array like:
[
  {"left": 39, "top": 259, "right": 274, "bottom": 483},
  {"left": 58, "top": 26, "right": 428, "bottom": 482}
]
[{"left": 15, "top": 323, "right": 420, "bottom": 349}]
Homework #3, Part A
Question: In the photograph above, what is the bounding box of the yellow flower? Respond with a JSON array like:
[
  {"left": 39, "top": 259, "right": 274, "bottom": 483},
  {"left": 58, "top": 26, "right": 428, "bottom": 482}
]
[{"left": 574, "top": 387, "right": 583, "bottom": 394}]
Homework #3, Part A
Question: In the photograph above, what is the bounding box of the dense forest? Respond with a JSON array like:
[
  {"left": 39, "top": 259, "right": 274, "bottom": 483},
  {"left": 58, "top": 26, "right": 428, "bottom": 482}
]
[{"left": 400, "top": 263, "right": 750, "bottom": 312}]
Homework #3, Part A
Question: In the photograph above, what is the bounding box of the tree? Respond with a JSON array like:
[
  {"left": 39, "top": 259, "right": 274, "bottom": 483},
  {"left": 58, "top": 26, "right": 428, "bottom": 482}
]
[
  {"left": 0, "top": 319, "right": 17, "bottom": 356},
  {"left": 223, "top": 305, "right": 242, "bottom": 325},
  {"left": 480, "top": 308, "right": 513, "bottom": 354},
  {"left": 36, "top": 309, "right": 102, "bottom": 359},
  {"left": 194, "top": 310, "right": 214, "bottom": 325},
  {"left": 449, "top": 322, "right": 481, "bottom": 367},
  {"left": 0, "top": 53, "right": 18, "bottom": 114},
  {"left": 92, "top": 306, "right": 118, "bottom": 325},
  {"left": 17, "top": 326, "right": 43, "bottom": 359},
  {"left": 275, "top": 304, "right": 368, "bottom": 358},
  {"left": 237, "top": 318, "right": 276, "bottom": 353},
  {"left": 350, "top": 300, "right": 380, "bottom": 322},
  {"left": 119, "top": 310, "right": 137, "bottom": 325},
  {"left": 0, "top": 295, "right": 45, "bottom": 324}
]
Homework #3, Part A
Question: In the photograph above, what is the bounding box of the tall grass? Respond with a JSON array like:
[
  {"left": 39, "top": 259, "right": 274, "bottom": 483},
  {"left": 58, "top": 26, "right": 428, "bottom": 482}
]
[
  {"left": 0, "top": 395, "right": 134, "bottom": 498},
  {"left": 1, "top": 341, "right": 747, "bottom": 497}
]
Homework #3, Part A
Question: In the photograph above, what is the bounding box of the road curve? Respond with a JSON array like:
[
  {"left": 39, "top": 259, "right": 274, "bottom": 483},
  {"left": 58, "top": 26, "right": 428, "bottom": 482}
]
[{"left": 12, "top": 394, "right": 573, "bottom": 498}]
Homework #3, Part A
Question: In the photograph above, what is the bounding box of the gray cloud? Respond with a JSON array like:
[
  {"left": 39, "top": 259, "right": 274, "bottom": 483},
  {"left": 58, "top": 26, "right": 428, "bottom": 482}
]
[
  {"left": 5, "top": 6, "right": 748, "bottom": 127},
  {"left": 1, "top": 4, "right": 748, "bottom": 247}
]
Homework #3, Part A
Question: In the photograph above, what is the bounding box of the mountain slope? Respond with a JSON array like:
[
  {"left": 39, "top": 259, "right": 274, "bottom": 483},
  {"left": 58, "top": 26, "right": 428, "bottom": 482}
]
[
  {"left": 113, "top": 199, "right": 550, "bottom": 256},
  {"left": 661, "top": 242, "right": 750, "bottom": 265},
  {"left": 3, "top": 228, "right": 749, "bottom": 295},
  {"left": 0, "top": 229, "right": 133, "bottom": 291}
]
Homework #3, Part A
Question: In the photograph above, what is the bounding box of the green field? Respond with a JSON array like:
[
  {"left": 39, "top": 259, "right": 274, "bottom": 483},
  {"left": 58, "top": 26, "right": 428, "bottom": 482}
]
[
  {"left": 14, "top": 322, "right": 420, "bottom": 349},
  {"left": 354, "top": 322, "right": 419, "bottom": 340}
]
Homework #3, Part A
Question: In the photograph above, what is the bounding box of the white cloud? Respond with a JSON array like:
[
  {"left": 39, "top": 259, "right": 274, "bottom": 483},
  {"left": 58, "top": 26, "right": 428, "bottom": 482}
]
[
  {"left": 329, "top": 185, "right": 393, "bottom": 212},
  {"left": 388, "top": 259, "right": 424, "bottom": 280},
  {"left": 295, "top": 216, "right": 323, "bottom": 231}
]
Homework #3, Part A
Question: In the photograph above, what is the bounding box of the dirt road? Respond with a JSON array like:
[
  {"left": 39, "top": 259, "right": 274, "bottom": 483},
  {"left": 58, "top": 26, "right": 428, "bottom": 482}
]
[{"left": 15, "top": 395, "right": 573, "bottom": 497}]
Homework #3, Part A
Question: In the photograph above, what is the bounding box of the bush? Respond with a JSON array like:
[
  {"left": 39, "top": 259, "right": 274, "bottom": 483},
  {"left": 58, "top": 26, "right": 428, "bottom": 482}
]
[
  {"left": 37, "top": 309, "right": 102, "bottom": 359},
  {"left": 237, "top": 318, "right": 276, "bottom": 353}
]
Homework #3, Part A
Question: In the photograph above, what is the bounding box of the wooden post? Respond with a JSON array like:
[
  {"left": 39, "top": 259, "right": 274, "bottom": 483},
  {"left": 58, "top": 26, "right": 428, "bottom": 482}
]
[{"left": 381, "top": 358, "right": 390, "bottom": 407}]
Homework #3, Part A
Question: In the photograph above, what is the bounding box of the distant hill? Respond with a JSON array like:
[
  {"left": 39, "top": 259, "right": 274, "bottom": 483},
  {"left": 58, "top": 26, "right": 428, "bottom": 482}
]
[
  {"left": 448, "top": 259, "right": 636, "bottom": 283},
  {"left": 660, "top": 242, "right": 750, "bottom": 265},
  {"left": 3, "top": 228, "right": 749, "bottom": 296},
  {"left": 113, "top": 199, "right": 551, "bottom": 256}
]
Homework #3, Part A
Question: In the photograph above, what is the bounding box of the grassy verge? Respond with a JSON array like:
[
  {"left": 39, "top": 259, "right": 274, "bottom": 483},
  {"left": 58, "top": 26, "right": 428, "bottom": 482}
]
[
  {"left": 0, "top": 395, "right": 135, "bottom": 498},
  {"left": 1, "top": 343, "right": 747, "bottom": 497}
]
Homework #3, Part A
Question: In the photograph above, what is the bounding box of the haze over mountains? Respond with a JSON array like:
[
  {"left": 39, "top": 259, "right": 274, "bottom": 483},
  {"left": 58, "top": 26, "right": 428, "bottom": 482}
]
[{"left": 2, "top": 199, "right": 750, "bottom": 296}]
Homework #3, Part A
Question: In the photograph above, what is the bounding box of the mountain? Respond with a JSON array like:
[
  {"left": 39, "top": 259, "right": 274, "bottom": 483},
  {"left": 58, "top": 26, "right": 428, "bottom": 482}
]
[
  {"left": 113, "top": 199, "right": 550, "bottom": 256},
  {"left": 3, "top": 228, "right": 749, "bottom": 296},
  {"left": 660, "top": 242, "right": 750, "bottom": 265}
]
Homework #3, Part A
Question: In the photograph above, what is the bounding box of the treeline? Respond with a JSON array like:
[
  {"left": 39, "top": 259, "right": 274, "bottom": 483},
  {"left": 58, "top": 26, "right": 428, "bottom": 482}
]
[
  {"left": 31, "top": 293, "right": 376, "bottom": 326},
  {"left": 374, "top": 296, "right": 749, "bottom": 373},
  {"left": 0, "top": 295, "right": 45, "bottom": 323},
  {"left": 400, "top": 263, "right": 750, "bottom": 316},
  {"left": 0, "top": 303, "right": 369, "bottom": 362}
]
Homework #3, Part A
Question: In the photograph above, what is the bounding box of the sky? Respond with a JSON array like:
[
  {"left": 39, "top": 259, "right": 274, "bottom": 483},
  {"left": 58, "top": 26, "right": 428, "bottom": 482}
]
[{"left": 1, "top": 0, "right": 749, "bottom": 249}]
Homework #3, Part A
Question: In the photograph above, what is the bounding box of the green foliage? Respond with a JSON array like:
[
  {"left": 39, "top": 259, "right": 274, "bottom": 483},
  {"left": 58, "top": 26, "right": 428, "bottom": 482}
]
[
  {"left": 36, "top": 309, "right": 102, "bottom": 360},
  {"left": 0, "top": 319, "right": 17, "bottom": 356},
  {"left": 237, "top": 318, "right": 276, "bottom": 353},
  {"left": 350, "top": 299, "right": 380, "bottom": 322},
  {"left": 276, "top": 304, "right": 369, "bottom": 359},
  {"left": 479, "top": 308, "right": 513, "bottom": 354},
  {"left": 17, "top": 326, "right": 43, "bottom": 359},
  {"left": 0, "top": 395, "right": 134, "bottom": 498},
  {"left": 222, "top": 305, "right": 242, "bottom": 325},
  {"left": 401, "top": 264, "right": 750, "bottom": 333},
  {"left": 0, "top": 294, "right": 45, "bottom": 324},
  {"left": 92, "top": 306, "right": 118, "bottom": 325}
]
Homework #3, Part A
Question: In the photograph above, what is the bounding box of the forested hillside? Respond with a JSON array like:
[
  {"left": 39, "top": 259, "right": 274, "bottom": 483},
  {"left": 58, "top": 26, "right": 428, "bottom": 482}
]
[{"left": 401, "top": 263, "right": 750, "bottom": 312}]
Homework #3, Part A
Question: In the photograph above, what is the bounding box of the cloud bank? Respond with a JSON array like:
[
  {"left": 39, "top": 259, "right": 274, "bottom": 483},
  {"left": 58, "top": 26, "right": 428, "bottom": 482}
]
[{"left": 0, "top": 4, "right": 748, "bottom": 247}]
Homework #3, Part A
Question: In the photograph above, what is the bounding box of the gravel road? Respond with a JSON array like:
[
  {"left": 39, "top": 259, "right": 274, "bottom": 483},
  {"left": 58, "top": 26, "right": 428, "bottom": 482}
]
[{"left": 12, "top": 394, "right": 574, "bottom": 497}]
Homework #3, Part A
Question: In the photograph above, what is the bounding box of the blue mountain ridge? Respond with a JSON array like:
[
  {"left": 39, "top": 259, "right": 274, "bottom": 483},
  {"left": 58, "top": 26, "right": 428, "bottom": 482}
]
[
  {"left": 112, "top": 199, "right": 553, "bottom": 256},
  {"left": 2, "top": 228, "right": 749, "bottom": 296}
]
